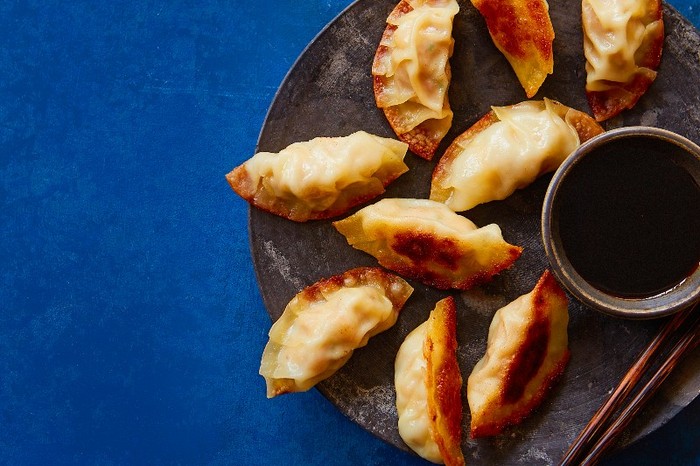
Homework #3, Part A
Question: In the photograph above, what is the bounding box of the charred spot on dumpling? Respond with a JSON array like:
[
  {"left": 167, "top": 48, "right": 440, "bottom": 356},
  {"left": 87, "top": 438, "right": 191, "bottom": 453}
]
[
  {"left": 392, "top": 232, "right": 461, "bottom": 271},
  {"left": 467, "top": 270, "right": 570, "bottom": 438},
  {"left": 502, "top": 308, "right": 550, "bottom": 404},
  {"left": 387, "top": 235, "right": 520, "bottom": 291},
  {"left": 333, "top": 198, "right": 522, "bottom": 291},
  {"left": 389, "top": 230, "right": 521, "bottom": 290},
  {"left": 470, "top": 0, "right": 554, "bottom": 97},
  {"left": 528, "top": 0, "right": 555, "bottom": 55},
  {"left": 472, "top": 0, "right": 524, "bottom": 58}
]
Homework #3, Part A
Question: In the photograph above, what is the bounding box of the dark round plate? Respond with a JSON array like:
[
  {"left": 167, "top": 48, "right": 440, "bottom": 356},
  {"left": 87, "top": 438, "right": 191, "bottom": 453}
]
[{"left": 249, "top": 0, "right": 700, "bottom": 463}]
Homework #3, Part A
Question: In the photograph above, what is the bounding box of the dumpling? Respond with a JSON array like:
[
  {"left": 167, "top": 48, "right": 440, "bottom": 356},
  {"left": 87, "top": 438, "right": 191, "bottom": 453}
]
[
  {"left": 467, "top": 270, "right": 570, "bottom": 437},
  {"left": 333, "top": 198, "right": 522, "bottom": 290},
  {"left": 430, "top": 98, "right": 603, "bottom": 212},
  {"left": 226, "top": 131, "right": 409, "bottom": 222},
  {"left": 259, "top": 267, "right": 413, "bottom": 398},
  {"left": 395, "top": 297, "right": 465, "bottom": 465},
  {"left": 583, "top": 0, "right": 664, "bottom": 121},
  {"left": 372, "top": 0, "right": 459, "bottom": 160},
  {"left": 470, "top": 0, "right": 555, "bottom": 98}
]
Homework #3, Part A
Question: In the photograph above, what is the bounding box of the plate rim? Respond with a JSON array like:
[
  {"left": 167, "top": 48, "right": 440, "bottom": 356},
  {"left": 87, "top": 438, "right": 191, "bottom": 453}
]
[{"left": 246, "top": 0, "right": 700, "bottom": 460}]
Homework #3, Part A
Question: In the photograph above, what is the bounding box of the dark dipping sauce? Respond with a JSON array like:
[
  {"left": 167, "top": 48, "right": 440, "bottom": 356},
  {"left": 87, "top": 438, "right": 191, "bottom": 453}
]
[{"left": 555, "top": 136, "right": 700, "bottom": 298}]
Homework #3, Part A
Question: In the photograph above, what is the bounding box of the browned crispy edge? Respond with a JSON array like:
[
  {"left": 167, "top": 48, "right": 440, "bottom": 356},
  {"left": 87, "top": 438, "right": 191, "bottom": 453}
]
[
  {"left": 431, "top": 100, "right": 604, "bottom": 203},
  {"left": 298, "top": 266, "right": 414, "bottom": 311},
  {"left": 585, "top": 0, "right": 664, "bottom": 121},
  {"left": 225, "top": 158, "right": 406, "bottom": 223},
  {"left": 431, "top": 111, "right": 500, "bottom": 203},
  {"left": 385, "top": 230, "right": 523, "bottom": 290},
  {"left": 470, "top": 270, "right": 570, "bottom": 438},
  {"left": 425, "top": 296, "right": 465, "bottom": 466},
  {"left": 470, "top": 0, "right": 554, "bottom": 98},
  {"left": 372, "top": 0, "right": 451, "bottom": 161},
  {"left": 265, "top": 266, "right": 413, "bottom": 397}
]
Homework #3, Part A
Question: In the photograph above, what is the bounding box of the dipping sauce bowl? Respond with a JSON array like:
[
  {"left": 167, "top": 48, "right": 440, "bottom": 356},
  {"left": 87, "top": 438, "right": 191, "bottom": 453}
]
[{"left": 542, "top": 126, "right": 700, "bottom": 319}]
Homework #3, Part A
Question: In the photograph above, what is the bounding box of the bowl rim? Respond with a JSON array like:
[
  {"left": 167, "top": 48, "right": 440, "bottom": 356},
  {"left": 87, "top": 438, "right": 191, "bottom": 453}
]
[{"left": 541, "top": 126, "right": 700, "bottom": 319}]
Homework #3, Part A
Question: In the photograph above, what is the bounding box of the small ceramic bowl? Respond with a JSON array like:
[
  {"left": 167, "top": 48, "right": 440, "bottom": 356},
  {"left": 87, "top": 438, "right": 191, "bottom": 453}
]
[{"left": 542, "top": 126, "right": 700, "bottom": 319}]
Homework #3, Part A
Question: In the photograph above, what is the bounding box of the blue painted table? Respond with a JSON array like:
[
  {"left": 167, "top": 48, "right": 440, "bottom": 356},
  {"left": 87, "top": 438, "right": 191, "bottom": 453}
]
[{"left": 1, "top": 1, "right": 698, "bottom": 464}]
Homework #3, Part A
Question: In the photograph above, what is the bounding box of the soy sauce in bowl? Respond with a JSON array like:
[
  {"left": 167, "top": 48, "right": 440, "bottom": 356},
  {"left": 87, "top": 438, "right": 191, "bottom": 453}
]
[
  {"left": 556, "top": 136, "right": 700, "bottom": 297},
  {"left": 542, "top": 127, "right": 700, "bottom": 318}
]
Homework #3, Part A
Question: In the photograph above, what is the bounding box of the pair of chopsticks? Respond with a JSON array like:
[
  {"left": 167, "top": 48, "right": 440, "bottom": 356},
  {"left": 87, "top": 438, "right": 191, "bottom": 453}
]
[{"left": 560, "top": 302, "right": 700, "bottom": 466}]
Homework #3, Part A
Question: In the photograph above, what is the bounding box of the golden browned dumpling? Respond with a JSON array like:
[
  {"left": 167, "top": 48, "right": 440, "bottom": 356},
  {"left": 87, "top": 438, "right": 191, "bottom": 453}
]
[
  {"left": 430, "top": 99, "right": 604, "bottom": 212},
  {"left": 582, "top": 0, "right": 664, "bottom": 121},
  {"left": 372, "top": 0, "right": 459, "bottom": 160},
  {"left": 395, "top": 297, "right": 465, "bottom": 466},
  {"left": 226, "top": 131, "right": 408, "bottom": 222},
  {"left": 333, "top": 198, "right": 522, "bottom": 290},
  {"left": 471, "top": 0, "right": 555, "bottom": 98},
  {"left": 467, "top": 270, "right": 570, "bottom": 437},
  {"left": 259, "top": 267, "right": 413, "bottom": 398}
]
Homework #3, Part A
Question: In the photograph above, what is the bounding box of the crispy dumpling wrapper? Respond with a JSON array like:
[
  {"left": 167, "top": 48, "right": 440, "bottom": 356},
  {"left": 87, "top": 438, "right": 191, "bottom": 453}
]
[
  {"left": 372, "top": 0, "right": 459, "bottom": 160},
  {"left": 395, "top": 297, "right": 465, "bottom": 465},
  {"left": 226, "top": 131, "right": 409, "bottom": 222},
  {"left": 333, "top": 198, "right": 522, "bottom": 290},
  {"left": 471, "top": 0, "right": 555, "bottom": 98},
  {"left": 430, "top": 98, "right": 603, "bottom": 212},
  {"left": 583, "top": 0, "right": 664, "bottom": 121},
  {"left": 467, "top": 270, "right": 570, "bottom": 437},
  {"left": 260, "top": 267, "right": 413, "bottom": 398}
]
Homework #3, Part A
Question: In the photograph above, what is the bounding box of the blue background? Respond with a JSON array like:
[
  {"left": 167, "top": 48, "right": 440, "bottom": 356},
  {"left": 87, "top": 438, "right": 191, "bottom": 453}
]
[{"left": 1, "top": 0, "right": 698, "bottom": 464}]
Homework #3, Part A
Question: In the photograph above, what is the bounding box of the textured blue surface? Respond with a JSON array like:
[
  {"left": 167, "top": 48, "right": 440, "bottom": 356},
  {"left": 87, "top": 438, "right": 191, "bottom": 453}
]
[{"left": 0, "top": 0, "right": 698, "bottom": 464}]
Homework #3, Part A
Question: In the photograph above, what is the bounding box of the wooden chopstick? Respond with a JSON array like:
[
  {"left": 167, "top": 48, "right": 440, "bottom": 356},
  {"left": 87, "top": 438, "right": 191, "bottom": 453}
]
[
  {"left": 559, "top": 302, "right": 699, "bottom": 466},
  {"left": 579, "top": 310, "right": 700, "bottom": 465}
]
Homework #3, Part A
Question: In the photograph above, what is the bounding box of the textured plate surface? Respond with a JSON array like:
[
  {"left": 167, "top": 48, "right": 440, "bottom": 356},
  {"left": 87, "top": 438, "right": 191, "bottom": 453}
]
[{"left": 249, "top": 0, "right": 700, "bottom": 463}]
